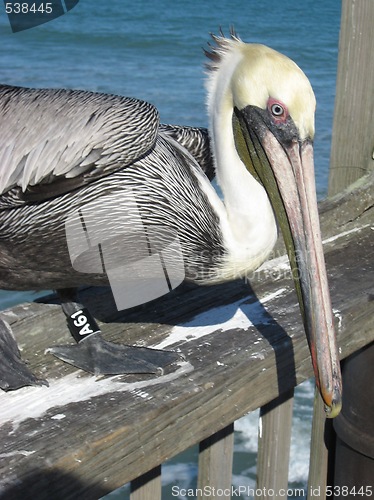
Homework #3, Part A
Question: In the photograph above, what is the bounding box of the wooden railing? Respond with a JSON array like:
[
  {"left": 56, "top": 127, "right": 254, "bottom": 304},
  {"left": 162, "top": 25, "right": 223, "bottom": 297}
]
[{"left": 0, "top": 171, "right": 373, "bottom": 499}]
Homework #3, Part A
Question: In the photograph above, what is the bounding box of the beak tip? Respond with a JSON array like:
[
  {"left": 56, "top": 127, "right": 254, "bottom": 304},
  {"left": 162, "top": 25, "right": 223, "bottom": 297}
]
[
  {"left": 321, "top": 386, "right": 342, "bottom": 418},
  {"left": 324, "top": 401, "right": 342, "bottom": 419}
]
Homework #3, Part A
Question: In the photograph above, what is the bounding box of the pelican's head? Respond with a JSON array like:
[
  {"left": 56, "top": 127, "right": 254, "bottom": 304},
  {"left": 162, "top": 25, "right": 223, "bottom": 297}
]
[{"left": 206, "top": 32, "right": 342, "bottom": 417}]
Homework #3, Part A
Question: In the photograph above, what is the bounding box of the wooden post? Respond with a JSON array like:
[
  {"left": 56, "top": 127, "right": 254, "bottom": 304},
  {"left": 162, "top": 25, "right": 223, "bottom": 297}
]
[
  {"left": 130, "top": 466, "right": 162, "bottom": 500},
  {"left": 197, "top": 424, "right": 234, "bottom": 499},
  {"left": 328, "top": 0, "right": 374, "bottom": 196},
  {"left": 256, "top": 390, "right": 294, "bottom": 499},
  {"left": 307, "top": 389, "right": 334, "bottom": 500},
  {"left": 327, "top": 0, "right": 374, "bottom": 493}
]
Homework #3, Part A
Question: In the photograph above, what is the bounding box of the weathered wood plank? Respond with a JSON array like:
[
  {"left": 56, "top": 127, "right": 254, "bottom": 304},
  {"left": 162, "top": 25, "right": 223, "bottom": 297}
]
[
  {"left": 0, "top": 181, "right": 373, "bottom": 499},
  {"left": 328, "top": 0, "right": 374, "bottom": 195},
  {"left": 256, "top": 391, "right": 294, "bottom": 499},
  {"left": 197, "top": 423, "right": 234, "bottom": 498}
]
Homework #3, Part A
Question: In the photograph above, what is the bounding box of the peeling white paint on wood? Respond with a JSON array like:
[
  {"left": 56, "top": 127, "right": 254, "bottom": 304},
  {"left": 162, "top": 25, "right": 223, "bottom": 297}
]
[
  {"left": 0, "top": 362, "right": 193, "bottom": 428},
  {"left": 155, "top": 289, "right": 287, "bottom": 349}
]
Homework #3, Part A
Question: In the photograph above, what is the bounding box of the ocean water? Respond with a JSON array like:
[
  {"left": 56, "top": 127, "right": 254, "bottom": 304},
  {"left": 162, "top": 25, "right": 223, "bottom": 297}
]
[{"left": 0, "top": 1, "right": 341, "bottom": 498}]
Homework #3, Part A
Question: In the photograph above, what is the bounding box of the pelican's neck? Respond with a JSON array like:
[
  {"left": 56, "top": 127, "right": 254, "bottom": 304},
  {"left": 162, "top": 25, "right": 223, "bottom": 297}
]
[{"left": 207, "top": 50, "right": 277, "bottom": 272}]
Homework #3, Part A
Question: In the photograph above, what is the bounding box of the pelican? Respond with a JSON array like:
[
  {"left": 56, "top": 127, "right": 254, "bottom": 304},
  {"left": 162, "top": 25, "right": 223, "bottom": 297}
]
[{"left": 0, "top": 32, "right": 342, "bottom": 416}]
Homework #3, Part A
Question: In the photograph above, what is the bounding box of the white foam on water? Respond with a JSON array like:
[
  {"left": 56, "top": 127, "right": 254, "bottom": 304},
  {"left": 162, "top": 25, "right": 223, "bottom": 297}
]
[
  {"left": 162, "top": 462, "right": 198, "bottom": 494},
  {"left": 289, "top": 380, "right": 314, "bottom": 484},
  {"left": 235, "top": 410, "right": 260, "bottom": 454}
]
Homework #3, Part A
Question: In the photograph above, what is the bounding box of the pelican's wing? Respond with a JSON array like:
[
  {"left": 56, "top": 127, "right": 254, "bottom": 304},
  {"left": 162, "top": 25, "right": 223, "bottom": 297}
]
[
  {"left": 159, "top": 124, "right": 215, "bottom": 181},
  {"left": 0, "top": 85, "right": 159, "bottom": 201}
]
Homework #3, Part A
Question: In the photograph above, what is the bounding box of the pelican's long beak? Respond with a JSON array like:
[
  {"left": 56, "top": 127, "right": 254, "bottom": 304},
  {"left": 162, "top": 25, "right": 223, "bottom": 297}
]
[{"left": 233, "top": 106, "right": 342, "bottom": 418}]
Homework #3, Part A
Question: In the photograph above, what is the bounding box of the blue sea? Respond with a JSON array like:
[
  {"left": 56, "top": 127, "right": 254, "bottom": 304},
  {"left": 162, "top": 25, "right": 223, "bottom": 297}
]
[{"left": 0, "top": 1, "right": 341, "bottom": 498}]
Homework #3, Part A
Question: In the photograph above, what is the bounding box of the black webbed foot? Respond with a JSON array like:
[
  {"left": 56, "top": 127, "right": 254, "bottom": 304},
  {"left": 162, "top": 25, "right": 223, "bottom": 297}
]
[
  {"left": 50, "top": 288, "right": 181, "bottom": 377},
  {"left": 49, "top": 334, "right": 181, "bottom": 375},
  {"left": 0, "top": 318, "right": 48, "bottom": 391}
]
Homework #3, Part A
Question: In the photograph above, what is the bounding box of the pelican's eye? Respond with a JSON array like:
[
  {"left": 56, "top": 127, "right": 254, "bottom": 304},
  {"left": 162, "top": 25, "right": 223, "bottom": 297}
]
[
  {"left": 271, "top": 103, "right": 284, "bottom": 116},
  {"left": 267, "top": 98, "right": 288, "bottom": 123}
]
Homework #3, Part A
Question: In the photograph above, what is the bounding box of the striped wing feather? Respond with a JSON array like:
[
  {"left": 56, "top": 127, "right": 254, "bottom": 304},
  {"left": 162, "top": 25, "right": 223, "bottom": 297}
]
[
  {"left": 0, "top": 85, "right": 159, "bottom": 200},
  {"left": 159, "top": 124, "right": 214, "bottom": 181}
]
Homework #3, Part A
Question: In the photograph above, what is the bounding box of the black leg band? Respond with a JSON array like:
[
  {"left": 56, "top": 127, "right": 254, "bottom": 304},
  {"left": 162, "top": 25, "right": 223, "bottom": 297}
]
[{"left": 66, "top": 308, "right": 101, "bottom": 343}]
